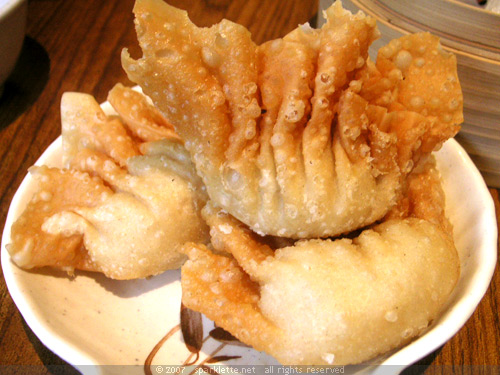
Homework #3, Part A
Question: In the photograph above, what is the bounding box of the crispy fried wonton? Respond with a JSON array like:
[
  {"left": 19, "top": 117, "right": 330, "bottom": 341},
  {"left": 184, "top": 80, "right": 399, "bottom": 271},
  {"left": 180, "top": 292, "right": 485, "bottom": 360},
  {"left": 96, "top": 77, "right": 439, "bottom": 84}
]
[
  {"left": 7, "top": 88, "right": 209, "bottom": 279},
  {"left": 107, "top": 83, "right": 180, "bottom": 142},
  {"left": 180, "top": 158, "right": 459, "bottom": 365},
  {"left": 122, "top": 0, "right": 462, "bottom": 238}
]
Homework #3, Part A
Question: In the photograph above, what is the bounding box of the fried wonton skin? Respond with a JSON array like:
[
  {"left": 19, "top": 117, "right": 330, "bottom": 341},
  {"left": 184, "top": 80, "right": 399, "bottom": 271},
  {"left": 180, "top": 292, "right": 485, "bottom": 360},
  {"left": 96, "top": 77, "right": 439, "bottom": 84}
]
[
  {"left": 384, "top": 155, "right": 453, "bottom": 235},
  {"left": 7, "top": 166, "right": 109, "bottom": 274},
  {"left": 122, "top": 0, "right": 462, "bottom": 238},
  {"left": 61, "top": 90, "right": 140, "bottom": 169},
  {"left": 180, "top": 160, "right": 459, "bottom": 365},
  {"left": 7, "top": 91, "right": 209, "bottom": 279},
  {"left": 107, "top": 83, "right": 180, "bottom": 142}
]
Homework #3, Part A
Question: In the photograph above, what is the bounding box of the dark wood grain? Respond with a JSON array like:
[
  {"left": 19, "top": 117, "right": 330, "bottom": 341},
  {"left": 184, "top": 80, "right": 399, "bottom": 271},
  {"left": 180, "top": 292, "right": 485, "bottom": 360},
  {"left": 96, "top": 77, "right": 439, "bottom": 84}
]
[{"left": 0, "top": 0, "right": 498, "bottom": 374}]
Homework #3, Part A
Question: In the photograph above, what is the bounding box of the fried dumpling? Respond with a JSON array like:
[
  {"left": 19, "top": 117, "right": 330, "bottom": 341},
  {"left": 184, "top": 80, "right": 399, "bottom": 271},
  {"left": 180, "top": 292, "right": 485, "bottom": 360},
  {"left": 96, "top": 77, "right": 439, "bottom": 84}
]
[
  {"left": 7, "top": 166, "right": 111, "bottom": 274},
  {"left": 180, "top": 158, "right": 459, "bottom": 365},
  {"left": 122, "top": 0, "right": 462, "bottom": 238},
  {"left": 107, "top": 83, "right": 180, "bottom": 142},
  {"left": 7, "top": 89, "right": 209, "bottom": 279},
  {"left": 61, "top": 90, "right": 140, "bottom": 168}
]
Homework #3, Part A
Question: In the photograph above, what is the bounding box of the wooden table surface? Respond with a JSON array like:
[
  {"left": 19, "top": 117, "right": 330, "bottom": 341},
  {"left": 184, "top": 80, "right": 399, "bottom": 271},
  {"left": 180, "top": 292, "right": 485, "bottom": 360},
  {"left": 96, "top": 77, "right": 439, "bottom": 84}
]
[{"left": 0, "top": 0, "right": 498, "bottom": 373}]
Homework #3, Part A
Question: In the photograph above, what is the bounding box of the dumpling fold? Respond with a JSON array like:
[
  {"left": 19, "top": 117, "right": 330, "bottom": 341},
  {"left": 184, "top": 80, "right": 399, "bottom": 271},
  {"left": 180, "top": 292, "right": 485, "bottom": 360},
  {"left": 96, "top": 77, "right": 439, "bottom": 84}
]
[{"left": 122, "top": 0, "right": 462, "bottom": 238}]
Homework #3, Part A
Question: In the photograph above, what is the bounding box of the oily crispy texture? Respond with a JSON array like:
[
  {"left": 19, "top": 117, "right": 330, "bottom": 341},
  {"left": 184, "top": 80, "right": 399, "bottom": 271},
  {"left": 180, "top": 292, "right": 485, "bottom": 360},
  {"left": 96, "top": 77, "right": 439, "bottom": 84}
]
[
  {"left": 61, "top": 91, "right": 140, "bottom": 168},
  {"left": 354, "top": 32, "right": 462, "bottom": 170},
  {"left": 107, "top": 83, "right": 180, "bottom": 142},
  {"left": 181, "top": 161, "right": 459, "bottom": 365},
  {"left": 385, "top": 155, "right": 453, "bottom": 235},
  {"left": 7, "top": 166, "right": 109, "bottom": 273},
  {"left": 42, "top": 147, "right": 209, "bottom": 279},
  {"left": 123, "top": 0, "right": 462, "bottom": 238},
  {"left": 7, "top": 91, "right": 209, "bottom": 279}
]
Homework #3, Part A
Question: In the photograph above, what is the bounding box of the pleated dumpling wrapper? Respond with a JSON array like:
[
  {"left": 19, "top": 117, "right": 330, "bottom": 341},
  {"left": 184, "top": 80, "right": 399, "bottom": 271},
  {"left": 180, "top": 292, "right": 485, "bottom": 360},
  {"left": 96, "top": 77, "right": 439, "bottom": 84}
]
[
  {"left": 180, "top": 158, "right": 459, "bottom": 365},
  {"left": 7, "top": 86, "right": 209, "bottom": 279},
  {"left": 122, "top": 0, "right": 462, "bottom": 238}
]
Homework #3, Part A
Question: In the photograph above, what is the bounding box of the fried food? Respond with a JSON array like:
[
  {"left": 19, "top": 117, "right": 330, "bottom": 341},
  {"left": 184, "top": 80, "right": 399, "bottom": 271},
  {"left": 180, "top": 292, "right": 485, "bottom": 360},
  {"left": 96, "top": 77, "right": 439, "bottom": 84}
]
[
  {"left": 107, "top": 83, "right": 180, "bottom": 142},
  {"left": 7, "top": 166, "right": 110, "bottom": 274},
  {"left": 122, "top": 0, "right": 462, "bottom": 238},
  {"left": 7, "top": 90, "right": 209, "bottom": 279},
  {"left": 180, "top": 159, "right": 459, "bottom": 365},
  {"left": 384, "top": 156, "right": 453, "bottom": 235},
  {"left": 61, "top": 90, "right": 140, "bottom": 168}
]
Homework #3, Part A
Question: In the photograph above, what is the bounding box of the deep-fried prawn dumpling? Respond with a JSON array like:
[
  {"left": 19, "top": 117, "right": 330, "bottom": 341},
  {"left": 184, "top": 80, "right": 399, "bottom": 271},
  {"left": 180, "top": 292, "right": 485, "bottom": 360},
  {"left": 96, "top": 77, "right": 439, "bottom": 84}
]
[
  {"left": 7, "top": 91, "right": 209, "bottom": 279},
  {"left": 122, "top": 0, "right": 462, "bottom": 238},
  {"left": 7, "top": 166, "right": 111, "bottom": 274},
  {"left": 180, "top": 161, "right": 459, "bottom": 365},
  {"left": 61, "top": 90, "right": 140, "bottom": 168},
  {"left": 107, "top": 83, "right": 180, "bottom": 142}
]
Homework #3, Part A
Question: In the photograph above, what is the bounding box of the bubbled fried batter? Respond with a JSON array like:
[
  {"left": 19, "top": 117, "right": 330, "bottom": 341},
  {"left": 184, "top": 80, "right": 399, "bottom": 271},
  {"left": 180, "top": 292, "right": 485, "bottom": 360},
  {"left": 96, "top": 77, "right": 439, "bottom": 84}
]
[
  {"left": 123, "top": 0, "right": 462, "bottom": 239},
  {"left": 181, "top": 160, "right": 459, "bottom": 365},
  {"left": 385, "top": 156, "right": 453, "bottom": 235},
  {"left": 61, "top": 91, "right": 140, "bottom": 168},
  {"left": 7, "top": 90, "right": 209, "bottom": 279},
  {"left": 107, "top": 83, "right": 180, "bottom": 142},
  {"left": 41, "top": 147, "right": 209, "bottom": 279},
  {"left": 7, "top": 166, "right": 110, "bottom": 273},
  {"left": 357, "top": 32, "right": 462, "bottom": 156}
]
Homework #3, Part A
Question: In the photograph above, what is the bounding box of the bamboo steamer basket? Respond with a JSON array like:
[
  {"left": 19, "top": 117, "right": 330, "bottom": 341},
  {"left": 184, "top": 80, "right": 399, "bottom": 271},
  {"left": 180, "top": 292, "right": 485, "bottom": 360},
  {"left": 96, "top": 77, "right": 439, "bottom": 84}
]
[{"left": 318, "top": 0, "right": 500, "bottom": 187}]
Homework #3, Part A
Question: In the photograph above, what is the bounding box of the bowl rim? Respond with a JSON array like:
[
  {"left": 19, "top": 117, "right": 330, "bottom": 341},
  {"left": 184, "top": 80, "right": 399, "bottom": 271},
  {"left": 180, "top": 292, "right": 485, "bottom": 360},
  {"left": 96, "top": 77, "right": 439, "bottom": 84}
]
[
  {"left": 378, "top": 139, "right": 498, "bottom": 371},
  {"left": 1, "top": 136, "right": 497, "bottom": 373},
  {"left": 0, "top": 0, "right": 26, "bottom": 19}
]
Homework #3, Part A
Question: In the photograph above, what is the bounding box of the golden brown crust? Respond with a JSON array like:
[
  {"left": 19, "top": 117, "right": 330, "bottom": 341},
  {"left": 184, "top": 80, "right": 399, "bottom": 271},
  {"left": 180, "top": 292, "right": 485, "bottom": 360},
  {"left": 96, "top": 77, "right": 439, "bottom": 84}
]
[
  {"left": 375, "top": 33, "right": 463, "bottom": 129},
  {"left": 61, "top": 92, "right": 140, "bottom": 168},
  {"left": 39, "top": 146, "right": 209, "bottom": 279},
  {"left": 181, "top": 243, "right": 283, "bottom": 353},
  {"left": 8, "top": 89, "right": 209, "bottom": 279},
  {"left": 180, "top": 157, "right": 459, "bottom": 365},
  {"left": 123, "top": 0, "right": 462, "bottom": 239},
  {"left": 7, "top": 166, "right": 109, "bottom": 273},
  {"left": 182, "top": 205, "right": 459, "bottom": 365},
  {"left": 385, "top": 156, "right": 453, "bottom": 235},
  {"left": 107, "top": 83, "right": 180, "bottom": 142}
]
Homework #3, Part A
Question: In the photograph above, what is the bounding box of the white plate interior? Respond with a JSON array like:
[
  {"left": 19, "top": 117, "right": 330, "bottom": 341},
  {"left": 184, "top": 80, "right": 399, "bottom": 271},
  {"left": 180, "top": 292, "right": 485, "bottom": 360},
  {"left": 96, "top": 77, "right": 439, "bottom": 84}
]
[{"left": 1, "top": 129, "right": 497, "bottom": 374}]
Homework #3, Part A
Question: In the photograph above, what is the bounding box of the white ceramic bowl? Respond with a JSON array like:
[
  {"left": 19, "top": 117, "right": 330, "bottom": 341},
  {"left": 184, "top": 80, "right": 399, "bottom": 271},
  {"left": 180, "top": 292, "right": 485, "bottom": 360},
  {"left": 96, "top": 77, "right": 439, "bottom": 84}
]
[
  {"left": 0, "top": 0, "right": 27, "bottom": 92},
  {"left": 1, "top": 99, "right": 497, "bottom": 374}
]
